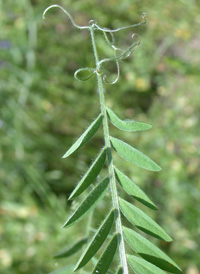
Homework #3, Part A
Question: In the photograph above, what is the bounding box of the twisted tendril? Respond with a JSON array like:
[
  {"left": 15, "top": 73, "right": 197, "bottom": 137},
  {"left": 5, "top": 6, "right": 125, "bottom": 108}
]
[
  {"left": 100, "top": 31, "right": 120, "bottom": 84},
  {"left": 43, "top": 5, "right": 146, "bottom": 84},
  {"left": 94, "top": 12, "right": 146, "bottom": 33},
  {"left": 43, "top": 5, "right": 90, "bottom": 30},
  {"left": 98, "top": 31, "right": 141, "bottom": 84},
  {"left": 103, "top": 57, "right": 120, "bottom": 85},
  {"left": 74, "top": 68, "right": 96, "bottom": 81}
]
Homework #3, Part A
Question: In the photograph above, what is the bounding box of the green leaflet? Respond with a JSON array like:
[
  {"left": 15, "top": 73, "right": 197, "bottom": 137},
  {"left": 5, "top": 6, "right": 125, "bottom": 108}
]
[
  {"left": 107, "top": 107, "right": 152, "bottom": 132},
  {"left": 63, "top": 177, "right": 109, "bottom": 228},
  {"left": 115, "top": 167, "right": 158, "bottom": 210},
  {"left": 69, "top": 148, "right": 107, "bottom": 200},
  {"left": 119, "top": 198, "right": 172, "bottom": 242},
  {"left": 74, "top": 209, "right": 115, "bottom": 271},
  {"left": 62, "top": 114, "right": 103, "bottom": 158},
  {"left": 127, "top": 255, "right": 166, "bottom": 274},
  {"left": 54, "top": 237, "right": 88, "bottom": 259},
  {"left": 110, "top": 137, "right": 161, "bottom": 172},
  {"left": 123, "top": 227, "right": 182, "bottom": 274},
  {"left": 91, "top": 234, "right": 118, "bottom": 274}
]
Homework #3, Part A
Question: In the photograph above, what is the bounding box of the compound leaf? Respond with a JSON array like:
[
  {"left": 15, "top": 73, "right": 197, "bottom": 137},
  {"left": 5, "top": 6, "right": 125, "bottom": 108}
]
[
  {"left": 69, "top": 148, "right": 107, "bottom": 200},
  {"left": 62, "top": 114, "right": 103, "bottom": 158},
  {"left": 53, "top": 237, "right": 88, "bottom": 259},
  {"left": 74, "top": 209, "right": 115, "bottom": 271},
  {"left": 91, "top": 234, "right": 118, "bottom": 274},
  {"left": 127, "top": 255, "right": 166, "bottom": 274},
  {"left": 63, "top": 177, "right": 109, "bottom": 228},
  {"left": 119, "top": 198, "right": 172, "bottom": 242},
  {"left": 123, "top": 227, "right": 182, "bottom": 274},
  {"left": 115, "top": 168, "right": 157, "bottom": 210},
  {"left": 107, "top": 107, "right": 152, "bottom": 132},
  {"left": 110, "top": 137, "right": 161, "bottom": 172}
]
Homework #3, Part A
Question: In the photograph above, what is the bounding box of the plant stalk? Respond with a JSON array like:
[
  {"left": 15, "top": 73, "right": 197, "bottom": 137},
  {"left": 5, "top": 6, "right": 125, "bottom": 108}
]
[{"left": 90, "top": 25, "right": 129, "bottom": 274}]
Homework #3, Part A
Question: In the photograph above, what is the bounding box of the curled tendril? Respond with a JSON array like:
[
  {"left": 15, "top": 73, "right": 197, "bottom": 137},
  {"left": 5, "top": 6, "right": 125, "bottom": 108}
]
[
  {"left": 103, "top": 31, "right": 125, "bottom": 54},
  {"left": 74, "top": 68, "right": 96, "bottom": 81},
  {"left": 99, "top": 15, "right": 145, "bottom": 84},
  {"left": 100, "top": 31, "right": 119, "bottom": 84},
  {"left": 43, "top": 5, "right": 146, "bottom": 84},
  {"left": 98, "top": 31, "right": 140, "bottom": 84},
  {"left": 120, "top": 33, "right": 141, "bottom": 61},
  {"left": 103, "top": 31, "right": 115, "bottom": 46},
  {"left": 94, "top": 12, "right": 146, "bottom": 33},
  {"left": 103, "top": 58, "right": 120, "bottom": 85},
  {"left": 43, "top": 5, "right": 90, "bottom": 30},
  {"left": 89, "top": 20, "right": 97, "bottom": 26}
]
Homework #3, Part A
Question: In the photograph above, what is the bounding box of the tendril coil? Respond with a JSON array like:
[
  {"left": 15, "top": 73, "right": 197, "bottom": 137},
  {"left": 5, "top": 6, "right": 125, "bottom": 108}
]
[{"left": 43, "top": 5, "right": 146, "bottom": 85}]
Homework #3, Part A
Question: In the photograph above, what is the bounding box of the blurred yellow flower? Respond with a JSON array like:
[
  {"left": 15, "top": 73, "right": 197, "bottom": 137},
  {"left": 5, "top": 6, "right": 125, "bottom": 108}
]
[
  {"left": 174, "top": 27, "right": 191, "bottom": 40},
  {"left": 135, "top": 78, "right": 149, "bottom": 92}
]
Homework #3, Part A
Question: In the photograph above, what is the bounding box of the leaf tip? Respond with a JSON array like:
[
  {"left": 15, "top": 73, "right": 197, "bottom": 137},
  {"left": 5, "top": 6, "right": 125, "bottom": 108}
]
[
  {"left": 153, "top": 164, "right": 162, "bottom": 172},
  {"left": 72, "top": 266, "right": 78, "bottom": 272},
  {"left": 68, "top": 193, "right": 73, "bottom": 200},
  {"left": 165, "top": 234, "right": 173, "bottom": 242},
  {"left": 146, "top": 124, "right": 152, "bottom": 129},
  {"left": 62, "top": 152, "right": 68, "bottom": 159},
  {"left": 62, "top": 219, "right": 70, "bottom": 229}
]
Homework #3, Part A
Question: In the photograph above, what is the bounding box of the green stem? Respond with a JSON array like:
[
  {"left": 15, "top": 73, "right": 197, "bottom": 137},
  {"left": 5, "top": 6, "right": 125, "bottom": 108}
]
[{"left": 90, "top": 25, "right": 129, "bottom": 274}]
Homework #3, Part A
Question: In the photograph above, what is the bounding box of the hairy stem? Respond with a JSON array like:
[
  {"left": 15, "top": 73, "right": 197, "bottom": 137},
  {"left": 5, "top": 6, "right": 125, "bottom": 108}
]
[{"left": 90, "top": 25, "right": 129, "bottom": 274}]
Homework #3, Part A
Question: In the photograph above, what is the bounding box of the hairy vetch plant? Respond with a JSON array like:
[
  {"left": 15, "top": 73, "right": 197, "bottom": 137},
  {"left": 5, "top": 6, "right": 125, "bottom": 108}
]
[{"left": 43, "top": 5, "right": 182, "bottom": 274}]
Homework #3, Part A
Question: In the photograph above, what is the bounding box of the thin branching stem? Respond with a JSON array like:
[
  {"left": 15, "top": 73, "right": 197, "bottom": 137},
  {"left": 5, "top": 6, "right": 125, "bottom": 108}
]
[{"left": 90, "top": 24, "right": 129, "bottom": 274}]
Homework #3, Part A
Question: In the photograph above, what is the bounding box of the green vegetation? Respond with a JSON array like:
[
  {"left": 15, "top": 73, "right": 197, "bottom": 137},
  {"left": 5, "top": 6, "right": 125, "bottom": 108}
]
[{"left": 0, "top": 0, "right": 199, "bottom": 273}]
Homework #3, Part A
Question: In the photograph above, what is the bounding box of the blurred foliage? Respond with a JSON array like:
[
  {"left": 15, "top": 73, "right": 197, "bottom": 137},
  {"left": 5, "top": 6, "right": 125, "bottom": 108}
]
[{"left": 0, "top": 0, "right": 200, "bottom": 273}]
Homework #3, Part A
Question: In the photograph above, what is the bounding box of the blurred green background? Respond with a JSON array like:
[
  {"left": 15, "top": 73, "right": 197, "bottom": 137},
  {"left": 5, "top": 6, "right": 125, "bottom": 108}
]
[{"left": 0, "top": 0, "right": 200, "bottom": 273}]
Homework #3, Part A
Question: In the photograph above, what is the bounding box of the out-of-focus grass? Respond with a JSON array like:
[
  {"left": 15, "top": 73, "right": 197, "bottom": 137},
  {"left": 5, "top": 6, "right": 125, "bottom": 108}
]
[{"left": 0, "top": 0, "right": 200, "bottom": 273}]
